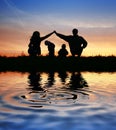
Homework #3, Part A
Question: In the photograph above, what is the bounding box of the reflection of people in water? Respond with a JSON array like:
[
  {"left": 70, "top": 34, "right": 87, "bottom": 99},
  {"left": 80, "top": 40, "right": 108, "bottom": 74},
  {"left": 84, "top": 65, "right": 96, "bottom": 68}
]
[
  {"left": 55, "top": 29, "right": 87, "bottom": 57},
  {"left": 58, "top": 71, "right": 68, "bottom": 84},
  {"left": 45, "top": 71, "right": 55, "bottom": 87},
  {"left": 68, "top": 72, "right": 88, "bottom": 90},
  {"left": 28, "top": 31, "right": 54, "bottom": 56},
  {"left": 45, "top": 40, "right": 55, "bottom": 57},
  {"left": 28, "top": 71, "right": 43, "bottom": 91}
]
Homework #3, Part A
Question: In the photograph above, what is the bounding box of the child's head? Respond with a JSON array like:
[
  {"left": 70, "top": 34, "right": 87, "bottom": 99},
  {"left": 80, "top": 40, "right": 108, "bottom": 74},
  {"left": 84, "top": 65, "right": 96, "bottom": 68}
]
[
  {"left": 62, "top": 44, "right": 66, "bottom": 49},
  {"left": 45, "top": 40, "right": 49, "bottom": 46}
]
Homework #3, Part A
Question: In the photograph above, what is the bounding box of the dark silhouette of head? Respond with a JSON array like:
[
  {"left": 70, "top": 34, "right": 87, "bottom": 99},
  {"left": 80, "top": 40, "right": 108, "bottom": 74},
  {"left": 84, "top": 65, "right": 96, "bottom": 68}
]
[
  {"left": 32, "top": 31, "right": 40, "bottom": 37},
  {"left": 72, "top": 28, "right": 78, "bottom": 36},
  {"left": 45, "top": 40, "right": 49, "bottom": 46},
  {"left": 62, "top": 44, "right": 66, "bottom": 49}
]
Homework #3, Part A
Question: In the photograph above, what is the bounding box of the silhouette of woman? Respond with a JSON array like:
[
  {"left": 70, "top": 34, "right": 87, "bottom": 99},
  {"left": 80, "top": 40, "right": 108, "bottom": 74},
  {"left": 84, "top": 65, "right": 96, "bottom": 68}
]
[{"left": 28, "top": 31, "right": 54, "bottom": 56}]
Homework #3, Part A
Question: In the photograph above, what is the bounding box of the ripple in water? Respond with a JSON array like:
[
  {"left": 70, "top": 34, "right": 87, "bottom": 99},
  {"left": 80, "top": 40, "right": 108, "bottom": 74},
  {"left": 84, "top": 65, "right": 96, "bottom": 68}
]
[{"left": 0, "top": 71, "right": 116, "bottom": 130}]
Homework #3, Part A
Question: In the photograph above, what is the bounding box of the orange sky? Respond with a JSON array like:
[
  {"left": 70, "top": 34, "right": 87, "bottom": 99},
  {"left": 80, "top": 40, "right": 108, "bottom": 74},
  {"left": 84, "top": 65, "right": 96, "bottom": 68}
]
[
  {"left": 0, "top": 0, "right": 116, "bottom": 57},
  {"left": 0, "top": 27, "right": 116, "bottom": 57}
]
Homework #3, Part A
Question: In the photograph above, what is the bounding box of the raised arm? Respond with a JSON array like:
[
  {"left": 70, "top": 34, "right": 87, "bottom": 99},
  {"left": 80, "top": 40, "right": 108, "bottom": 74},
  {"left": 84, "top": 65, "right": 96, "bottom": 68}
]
[
  {"left": 41, "top": 31, "right": 54, "bottom": 41},
  {"left": 54, "top": 31, "right": 69, "bottom": 42}
]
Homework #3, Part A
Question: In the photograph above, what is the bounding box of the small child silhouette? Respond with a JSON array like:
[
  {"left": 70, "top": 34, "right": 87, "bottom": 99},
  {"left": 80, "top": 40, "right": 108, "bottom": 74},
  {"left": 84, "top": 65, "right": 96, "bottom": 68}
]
[
  {"left": 45, "top": 40, "right": 55, "bottom": 57},
  {"left": 58, "top": 44, "right": 68, "bottom": 58}
]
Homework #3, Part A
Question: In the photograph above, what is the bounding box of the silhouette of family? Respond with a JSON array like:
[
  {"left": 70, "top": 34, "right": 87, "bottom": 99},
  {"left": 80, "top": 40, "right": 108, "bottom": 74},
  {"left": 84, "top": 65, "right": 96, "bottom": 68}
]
[{"left": 28, "top": 28, "right": 88, "bottom": 57}]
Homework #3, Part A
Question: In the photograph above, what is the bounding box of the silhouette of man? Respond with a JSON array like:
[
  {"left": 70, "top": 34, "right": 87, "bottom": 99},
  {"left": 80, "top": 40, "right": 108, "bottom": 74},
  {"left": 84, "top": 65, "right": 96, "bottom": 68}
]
[
  {"left": 58, "top": 44, "right": 68, "bottom": 58},
  {"left": 45, "top": 40, "right": 55, "bottom": 57},
  {"left": 55, "top": 29, "right": 88, "bottom": 57},
  {"left": 28, "top": 31, "right": 54, "bottom": 56}
]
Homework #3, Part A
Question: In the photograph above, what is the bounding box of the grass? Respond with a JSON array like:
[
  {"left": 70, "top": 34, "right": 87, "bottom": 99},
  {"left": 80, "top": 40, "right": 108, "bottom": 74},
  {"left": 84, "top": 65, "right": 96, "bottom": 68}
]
[{"left": 0, "top": 56, "right": 116, "bottom": 72}]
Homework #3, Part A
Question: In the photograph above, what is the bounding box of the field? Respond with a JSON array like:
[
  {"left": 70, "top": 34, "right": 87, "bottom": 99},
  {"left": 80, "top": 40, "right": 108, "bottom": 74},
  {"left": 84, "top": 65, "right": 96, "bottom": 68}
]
[{"left": 0, "top": 56, "right": 116, "bottom": 72}]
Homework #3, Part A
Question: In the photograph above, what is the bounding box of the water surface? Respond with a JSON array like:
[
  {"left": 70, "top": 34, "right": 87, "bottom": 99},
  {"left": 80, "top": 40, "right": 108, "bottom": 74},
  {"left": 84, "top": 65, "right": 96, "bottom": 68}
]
[{"left": 0, "top": 71, "right": 116, "bottom": 130}]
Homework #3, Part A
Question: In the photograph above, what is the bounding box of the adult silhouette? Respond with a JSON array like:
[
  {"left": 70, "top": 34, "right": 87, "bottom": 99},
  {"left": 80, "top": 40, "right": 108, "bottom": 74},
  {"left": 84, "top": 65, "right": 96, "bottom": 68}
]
[
  {"left": 55, "top": 29, "right": 88, "bottom": 57},
  {"left": 58, "top": 44, "right": 68, "bottom": 58},
  {"left": 28, "top": 31, "right": 54, "bottom": 56},
  {"left": 45, "top": 40, "right": 55, "bottom": 57}
]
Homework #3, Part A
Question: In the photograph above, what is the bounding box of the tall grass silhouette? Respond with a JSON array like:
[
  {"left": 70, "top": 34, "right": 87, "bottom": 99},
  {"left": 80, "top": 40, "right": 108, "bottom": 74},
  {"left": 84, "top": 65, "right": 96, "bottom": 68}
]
[{"left": 0, "top": 56, "right": 116, "bottom": 72}]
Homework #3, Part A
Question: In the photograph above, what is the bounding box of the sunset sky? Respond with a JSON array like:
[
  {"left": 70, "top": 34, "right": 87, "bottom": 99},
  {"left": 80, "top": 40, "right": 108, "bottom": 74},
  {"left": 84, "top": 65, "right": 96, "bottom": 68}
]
[{"left": 0, "top": 0, "right": 116, "bottom": 56}]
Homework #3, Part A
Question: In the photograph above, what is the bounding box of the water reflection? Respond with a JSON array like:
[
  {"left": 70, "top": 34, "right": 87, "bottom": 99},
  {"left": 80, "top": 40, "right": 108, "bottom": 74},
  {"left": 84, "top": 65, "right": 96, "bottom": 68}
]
[
  {"left": 27, "top": 71, "right": 88, "bottom": 90},
  {"left": 66, "top": 71, "right": 89, "bottom": 98},
  {"left": 68, "top": 72, "right": 88, "bottom": 90},
  {"left": 26, "top": 71, "right": 89, "bottom": 103},
  {"left": 1, "top": 72, "right": 116, "bottom": 130},
  {"left": 58, "top": 71, "right": 68, "bottom": 84},
  {"left": 28, "top": 71, "right": 43, "bottom": 91},
  {"left": 46, "top": 71, "right": 55, "bottom": 87}
]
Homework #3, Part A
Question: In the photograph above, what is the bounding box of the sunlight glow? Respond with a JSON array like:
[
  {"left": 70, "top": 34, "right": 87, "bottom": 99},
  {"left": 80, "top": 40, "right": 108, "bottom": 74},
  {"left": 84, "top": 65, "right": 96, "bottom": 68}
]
[{"left": 0, "top": 0, "right": 116, "bottom": 56}]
